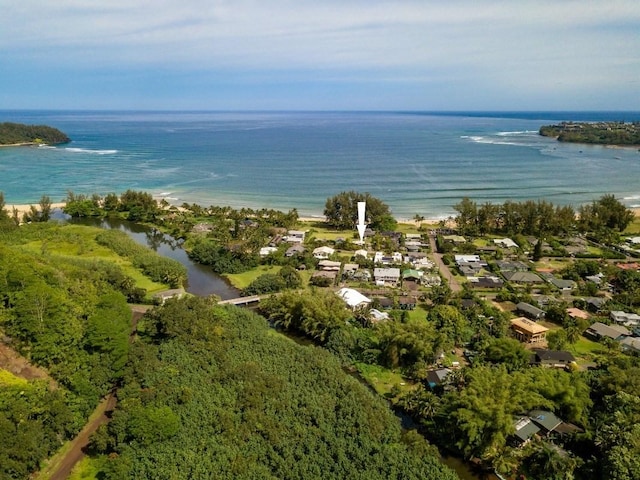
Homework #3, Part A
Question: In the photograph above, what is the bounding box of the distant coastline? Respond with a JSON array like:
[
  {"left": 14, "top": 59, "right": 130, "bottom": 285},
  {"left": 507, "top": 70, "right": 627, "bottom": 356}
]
[
  {"left": 0, "top": 122, "right": 70, "bottom": 146},
  {"left": 539, "top": 121, "right": 640, "bottom": 147}
]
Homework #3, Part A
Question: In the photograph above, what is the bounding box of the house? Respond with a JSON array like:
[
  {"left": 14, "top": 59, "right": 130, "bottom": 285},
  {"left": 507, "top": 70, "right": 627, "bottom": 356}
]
[
  {"left": 547, "top": 277, "right": 577, "bottom": 291},
  {"left": 610, "top": 310, "right": 640, "bottom": 327},
  {"left": 426, "top": 368, "right": 452, "bottom": 389},
  {"left": 517, "top": 302, "right": 546, "bottom": 320},
  {"left": 354, "top": 249, "right": 368, "bottom": 259},
  {"left": 512, "top": 417, "right": 540, "bottom": 446},
  {"left": 468, "top": 276, "right": 504, "bottom": 289},
  {"left": 531, "top": 349, "right": 576, "bottom": 368},
  {"left": 503, "top": 271, "right": 542, "bottom": 284},
  {"left": 286, "top": 230, "right": 306, "bottom": 243},
  {"left": 510, "top": 317, "right": 549, "bottom": 344},
  {"left": 494, "top": 238, "right": 519, "bottom": 249},
  {"left": 285, "top": 244, "right": 305, "bottom": 257},
  {"left": 374, "top": 267, "right": 401, "bottom": 286},
  {"left": 376, "top": 297, "right": 395, "bottom": 309},
  {"left": 259, "top": 246, "right": 278, "bottom": 257},
  {"left": 528, "top": 410, "right": 562, "bottom": 435},
  {"left": 566, "top": 307, "right": 590, "bottom": 321},
  {"left": 402, "top": 269, "right": 423, "bottom": 282},
  {"left": 585, "top": 322, "right": 630, "bottom": 341},
  {"left": 153, "top": 288, "right": 186, "bottom": 305},
  {"left": 620, "top": 337, "right": 640, "bottom": 354},
  {"left": 455, "top": 254, "right": 481, "bottom": 264},
  {"left": 421, "top": 274, "right": 442, "bottom": 287},
  {"left": 369, "top": 308, "right": 390, "bottom": 323},
  {"left": 311, "top": 270, "right": 337, "bottom": 284},
  {"left": 398, "top": 297, "right": 417, "bottom": 310},
  {"left": 443, "top": 234, "right": 466, "bottom": 244},
  {"left": 584, "top": 296, "right": 607, "bottom": 312},
  {"left": 313, "top": 246, "right": 335, "bottom": 259},
  {"left": 532, "top": 294, "right": 557, "bottom": 308},
  {"left": 342, "top": 263, "right": 359, "bottom": 277},
  {"left": 336, "top": 288, "right": 371, "bottom": 310},
  {"left": 496, "top": 260, "right": 530, "bottom": 273},
  {"left": 318, "top": 260, "right": 341, "bottom": 271}
]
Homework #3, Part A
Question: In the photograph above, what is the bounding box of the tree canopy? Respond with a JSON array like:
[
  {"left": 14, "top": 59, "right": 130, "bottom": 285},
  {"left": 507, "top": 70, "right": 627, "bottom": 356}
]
[{"left": 324, "top": 191, "right": 396, "bottom": 231}]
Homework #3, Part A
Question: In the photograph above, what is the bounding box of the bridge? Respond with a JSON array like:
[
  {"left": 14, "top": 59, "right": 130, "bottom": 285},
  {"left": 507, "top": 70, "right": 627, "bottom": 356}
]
[{"left": 218, "top": 295, "right": 263, "bottom": 306}]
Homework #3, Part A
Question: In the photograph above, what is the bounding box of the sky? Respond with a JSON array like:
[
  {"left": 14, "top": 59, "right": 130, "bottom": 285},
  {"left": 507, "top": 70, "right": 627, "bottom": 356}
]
[{"left": 1, "top": 0, "right": 639, "bottom": 111}]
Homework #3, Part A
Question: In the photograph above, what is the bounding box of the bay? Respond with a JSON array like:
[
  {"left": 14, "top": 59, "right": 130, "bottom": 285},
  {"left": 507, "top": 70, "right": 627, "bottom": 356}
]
[{"left": 1, "top": 110, "right": 639, "bottom": 219}]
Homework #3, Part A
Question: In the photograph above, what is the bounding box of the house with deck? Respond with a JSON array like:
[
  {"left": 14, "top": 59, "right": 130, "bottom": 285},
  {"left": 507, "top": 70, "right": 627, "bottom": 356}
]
[{"left": 510, "top": 317, "right": 549, "bottom": 344}]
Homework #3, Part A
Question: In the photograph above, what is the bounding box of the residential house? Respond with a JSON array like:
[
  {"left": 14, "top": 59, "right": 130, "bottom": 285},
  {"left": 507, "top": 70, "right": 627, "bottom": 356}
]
[
  {"left": 510, "top": 317, "right": 549, "bottom": 344},
  {"left": 517, "top": 302, "right": 546, "bottom": 320},
  {"left": 285, "top": 244, "right": 305, "bottom": 257},
  {"left": 259, "top": 246, "right": 278, "bottom": 257},
  {"left": 455, "top": 254, "right": 481, "bottom": 264},
  {"left": 354, "top": 249, "right": 368, "bottom": 259},
  {"left": 402, "top": 269, "right": 423, "bottom": 283},
  {"left": 532, "top": 294, "right": 557, "bottom": 308},
  {"left": 468, "top": 276, "right": 504, "bottom": 289},
  {"left": 566, "top": 307, "right": 590, "bottom": 321},
  {"left": 443, "top": 235, "right": 466, "bottom": 244},
  {"left": 546, "top": 276, "right": 577, "bottom": 291},
  {"left": 342, "top": 263, "right": 359, "bottom": 278},
  {"left": 153, "top": 288, "right": 186, "bottom": 305},
  {"left": 421, "top": 274, "right": 442, "bottom": 287},
  {"left": 398, "top": 296, "right": 417, "bottom": 310},
  {"left": 369, "top": 308, "right": 390, "bottom": 323},
  {"left": 286, "top": 230, "right": 306, "bottom": 243},
  {"left": 318, "top": 260, "right": 341, "bottom": 272},
  {"left": 503, "top": 271, "right": 542, "bottom": 284},
  {"left": 610, "top": 310, "right": 640, "bottom": 327},
  {"left": 585, "top": 322, "right": 630, "bottom": 341},
  {"left": 336, "top": 288, "right": 372, "bottom": 310},
  {"left": 313, "top": 246, "right": 335, "bottom": 259},
  {"left": 584, "top": 296, "right": 607, "bottom": 313},
  {"left": 494, "top": 238, "right": 519, "bottom": 249},
  {"left": 496, "top": 260, "right": 530, "bottom": 273},
  {"left": 426, "top": 368, "right": 452, "bottom": 389},
  {"left": 374, "top": 267, "right": 401, "bottom": 286},
  {"left": 512, "top": 417, "right": 540, "bottom": 446},
  {"left": 530, "top": 349, "right": 576, "bottom": 368},
  {"left": 311, "top": 270, "right": 337, "bottom": 283},
  {"left": 620, "top": 337, "right": 640, "bottom": 354},
  {"left": 528, "top": 410, "right": 562, "bottom": 436},
  {"left": 376, "top": 297, "right": 395, "bottom": 309}
]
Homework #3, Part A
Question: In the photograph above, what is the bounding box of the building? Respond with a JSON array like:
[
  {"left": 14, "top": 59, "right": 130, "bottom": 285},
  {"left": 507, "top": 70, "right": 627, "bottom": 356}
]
[
  {"left": 285, "top": 244, "right": 305, "bottom": 257},
  {"left": 610, "top": 310, "right": 640, "bottom": 327},
  {"left": 530, "top": 349, "right": 576, "bottom": 368},
  {"left": 510, "top": 317, "right": 549, "bottom": 344},
  {"left": 313, "top": 246, "right": 335, "bottom": 259},
  {"left": 373, "top": 267, "right": 401, "bottom": 285},
  {"left": 426, "top": 368, "right": 452, "bottom": 389},
  {"left": 512, "top": 417, "right": 540, "bottom": 446},
  {"left": 286, "top": 230, "right": 306, "bottom": 243},
  {"left": 336, "top": 288, "right": 372, "bottom": 310},
  {"left": 494, "top": 238, "right": 519, "bottom": 248},
  {"left": 503, "top": 271, "right": 542, "bottom": 284},
  {"left": 259, "top": 246, "right": 278, "bottom": 257},
  {"left": 528, "top": 410, "right": 562, "bottom": 435},
  {"left": 517, "top": 302, "right": 546, "bottom": 320},
  {"left": 585, "top": 322, "right": 630, "bottom": 341}
]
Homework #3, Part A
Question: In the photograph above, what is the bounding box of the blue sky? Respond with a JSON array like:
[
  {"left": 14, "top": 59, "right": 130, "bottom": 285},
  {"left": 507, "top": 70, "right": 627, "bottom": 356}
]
[{"left": 1, "top": 1, "right": 639, "bottom": 110}]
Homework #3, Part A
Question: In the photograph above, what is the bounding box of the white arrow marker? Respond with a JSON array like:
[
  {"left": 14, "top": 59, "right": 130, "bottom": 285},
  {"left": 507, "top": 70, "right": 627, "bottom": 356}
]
[{"left": 357, "top": 201, "right": 367, "bottom": 243}]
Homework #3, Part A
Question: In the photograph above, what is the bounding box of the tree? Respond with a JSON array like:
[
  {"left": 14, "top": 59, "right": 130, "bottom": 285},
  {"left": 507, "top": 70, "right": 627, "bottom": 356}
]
[
  {"left": 483, "top": 337, "right": 531, "bottom": 372},
  {"left": 324, "top": 191, "right": 395, "bottom": 230}
]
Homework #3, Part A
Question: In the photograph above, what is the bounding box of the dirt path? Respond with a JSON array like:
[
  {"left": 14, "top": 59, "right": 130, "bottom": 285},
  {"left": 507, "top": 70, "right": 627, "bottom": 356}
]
[
  {"left": 40, "top": 306, "right": 149, "bottom": 480},
  {"left": 44, "top": 392, "right": 116, "bottom": 480}
]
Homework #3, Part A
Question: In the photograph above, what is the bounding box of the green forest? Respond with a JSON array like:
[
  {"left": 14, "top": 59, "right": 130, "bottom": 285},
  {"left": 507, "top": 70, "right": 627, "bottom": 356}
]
[{"left": 0, "top": 122, "right": 70, "bottom": 145}]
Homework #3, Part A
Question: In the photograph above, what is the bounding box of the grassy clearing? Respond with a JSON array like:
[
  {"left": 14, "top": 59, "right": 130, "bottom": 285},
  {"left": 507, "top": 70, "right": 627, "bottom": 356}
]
[
  {"left": 18, "top": 225, "right": 168, "bottom": 296},
  {"left": 68, "top": 456, "right": 106, "bottom": 480},
  {"left": 570, "top": 337, "right": 605, "bottom": 357},
  {"left": 354, "top": 362, "right": 414, "bottom": 398},
  {"left": 0, "top": 368, "right": 29, "bottom": 387},
  {"left": 224, "top": 265, "right": 282, "bottom": 290}
]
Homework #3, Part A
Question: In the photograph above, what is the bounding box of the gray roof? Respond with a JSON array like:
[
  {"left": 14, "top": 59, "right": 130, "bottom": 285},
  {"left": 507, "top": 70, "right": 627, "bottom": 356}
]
[
  {"left": 587, "top": 322, "right": 630, "bottom": 339},
  {"left": 533, "top": 349, "right": 575, "bottom": 363},
  {"left": 513, "top": 417, "right": 540, "bottom": 442},
  {"left": 529, "top": 410, "right": 562, "bottom": 433},
  {"left": 503, "top": 271, "right": 542, "bottom": 283},
  {"left": 517, "top": 302, "right": 545, "bottom": 318}
]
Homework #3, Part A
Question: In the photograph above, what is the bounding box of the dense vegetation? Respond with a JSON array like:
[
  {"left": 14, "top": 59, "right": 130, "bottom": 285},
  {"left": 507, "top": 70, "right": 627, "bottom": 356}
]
[
  {"left": 0, "top": 224, "right": 138, "bottom": 479},
  {"left": 324, "top": 191, "right": 397, "bottom": 230},
  {"left": 539, "top": 122, "right": 640, "bottom": 146},
  {"left": 91, "top": 297, "right": 457, "bottom": 480},
  {"left": 0, "top": 122, "right": 70, "bottom": 145}
]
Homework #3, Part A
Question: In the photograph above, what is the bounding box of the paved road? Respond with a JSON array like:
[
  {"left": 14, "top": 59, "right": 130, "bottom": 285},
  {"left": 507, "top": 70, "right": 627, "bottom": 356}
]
[{"left": 428, "top": 233, "right": 462, "bottom": 293}]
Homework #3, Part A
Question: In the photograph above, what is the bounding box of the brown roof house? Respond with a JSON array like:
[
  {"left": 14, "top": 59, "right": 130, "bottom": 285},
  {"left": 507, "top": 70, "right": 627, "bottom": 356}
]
[{"left": 510, "top": 317, "right": 549, "bottom": 344}]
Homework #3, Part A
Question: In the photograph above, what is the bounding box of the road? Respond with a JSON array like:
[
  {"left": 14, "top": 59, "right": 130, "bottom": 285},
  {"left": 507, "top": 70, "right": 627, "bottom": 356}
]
[{"left": 428, "top": 233, "right": 462, "bottom": 293}]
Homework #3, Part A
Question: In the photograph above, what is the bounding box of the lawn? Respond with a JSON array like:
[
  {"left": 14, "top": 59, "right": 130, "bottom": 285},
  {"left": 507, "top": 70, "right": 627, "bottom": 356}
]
[
  {"left": 224, "top": 265, "right": 282, "bottom": 290},
  {"left": 354, "top": 362, "right": 414, "bottom": 398},
  {"left": 68, "top": 456, "right": 106, "bottom": 480}
]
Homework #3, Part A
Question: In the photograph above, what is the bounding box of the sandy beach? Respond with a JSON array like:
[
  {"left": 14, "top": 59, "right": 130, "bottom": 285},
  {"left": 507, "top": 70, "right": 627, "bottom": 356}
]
[{"left": 6, "top": 203, "right": 640, "bottom": 228}]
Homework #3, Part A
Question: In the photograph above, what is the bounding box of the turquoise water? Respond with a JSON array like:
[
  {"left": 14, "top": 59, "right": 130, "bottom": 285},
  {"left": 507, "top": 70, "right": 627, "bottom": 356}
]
[{"left": 1, "top": 110, "right": 639, "bottom": 219}]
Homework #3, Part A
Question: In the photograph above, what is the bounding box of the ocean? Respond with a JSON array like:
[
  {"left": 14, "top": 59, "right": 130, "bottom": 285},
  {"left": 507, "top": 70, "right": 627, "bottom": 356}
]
[{"left": 1, "top": 110, "right": 639, "bottom": 219}]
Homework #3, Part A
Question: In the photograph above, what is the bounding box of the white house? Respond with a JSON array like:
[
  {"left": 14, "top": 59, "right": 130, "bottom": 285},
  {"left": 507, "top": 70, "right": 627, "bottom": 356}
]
[
  {"left": 313, "top": 246, "right": 335, "bottom": 259},
  {"left": 259, "top": 246, "right": 278, "bottom": 257},
  {"left": 286, "top": 230, "right": 306, "bottom": 243},
  {"left": 354, "top": 249, "right": 368, "bottom": 259},
  {"left": 374, "top": 267, "right": 401, "bottom": 285},
  {"left": 494, "top": 238, "right": 519, "bottom": 248},
  {"left": 336, "top": 288, "right": 372, "bottom": 310}
]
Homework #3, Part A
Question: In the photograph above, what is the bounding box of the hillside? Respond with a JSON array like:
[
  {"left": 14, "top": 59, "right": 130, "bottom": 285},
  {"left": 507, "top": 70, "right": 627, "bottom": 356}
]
[{"left": 0, "top": 122, "right": 70, "bottom": 145}]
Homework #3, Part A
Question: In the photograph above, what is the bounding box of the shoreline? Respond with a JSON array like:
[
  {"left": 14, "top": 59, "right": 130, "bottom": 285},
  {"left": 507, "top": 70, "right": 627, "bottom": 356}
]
[{"left": 6, "top": 202, "right": 640, "bottom": 228}]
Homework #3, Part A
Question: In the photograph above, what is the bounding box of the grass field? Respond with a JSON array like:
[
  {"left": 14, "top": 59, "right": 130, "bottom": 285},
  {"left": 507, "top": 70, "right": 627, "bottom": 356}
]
[
  {"left": 354, "top": 362, "right": 414, "bottom": 398},
  {"left": 224, "top": 265, "right": 282, "bottom": 289},
  {"left": 67, "top": 456, "right": 106, "bottom": 480},
  {"left": 18, "top": 225, "right": 168, "bottom": 296}
]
